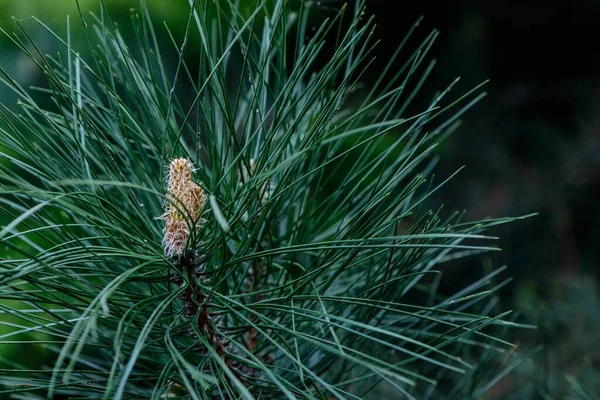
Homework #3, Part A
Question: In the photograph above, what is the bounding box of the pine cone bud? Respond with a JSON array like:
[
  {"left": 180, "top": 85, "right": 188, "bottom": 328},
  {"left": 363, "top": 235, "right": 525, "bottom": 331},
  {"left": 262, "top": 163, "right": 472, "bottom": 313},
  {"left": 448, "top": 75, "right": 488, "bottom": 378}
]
[{"left": 162, "top": 158, "right": 207, "bottom": 258}]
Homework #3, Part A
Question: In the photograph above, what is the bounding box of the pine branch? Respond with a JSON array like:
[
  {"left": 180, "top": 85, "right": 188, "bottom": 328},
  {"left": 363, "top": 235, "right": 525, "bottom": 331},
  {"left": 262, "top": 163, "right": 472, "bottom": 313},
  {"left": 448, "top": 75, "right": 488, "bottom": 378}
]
[{"left": 0, "top": 1, "right": 535, "bottom": 399}]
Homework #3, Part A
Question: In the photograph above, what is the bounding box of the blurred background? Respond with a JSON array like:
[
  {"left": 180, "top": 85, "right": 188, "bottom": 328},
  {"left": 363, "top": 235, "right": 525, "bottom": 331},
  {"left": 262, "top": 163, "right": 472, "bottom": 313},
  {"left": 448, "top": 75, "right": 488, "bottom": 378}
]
[{"left": 1, "top": 0, "right": 599, "bottom": 398}]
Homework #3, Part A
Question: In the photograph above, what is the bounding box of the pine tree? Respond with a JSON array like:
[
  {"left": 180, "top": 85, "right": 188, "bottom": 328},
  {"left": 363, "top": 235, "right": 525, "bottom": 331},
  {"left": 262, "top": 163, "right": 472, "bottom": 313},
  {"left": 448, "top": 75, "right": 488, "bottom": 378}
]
[{"left": 0, "top": 1, "right": 533, "bottom": 398}]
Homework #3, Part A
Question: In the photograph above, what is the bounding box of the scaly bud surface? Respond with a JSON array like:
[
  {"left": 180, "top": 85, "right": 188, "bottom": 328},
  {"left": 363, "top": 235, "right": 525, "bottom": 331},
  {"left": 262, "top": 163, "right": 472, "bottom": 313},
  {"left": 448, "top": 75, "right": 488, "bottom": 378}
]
[{"left": 163, "top": 158, "right": 206, "bottom": 258}]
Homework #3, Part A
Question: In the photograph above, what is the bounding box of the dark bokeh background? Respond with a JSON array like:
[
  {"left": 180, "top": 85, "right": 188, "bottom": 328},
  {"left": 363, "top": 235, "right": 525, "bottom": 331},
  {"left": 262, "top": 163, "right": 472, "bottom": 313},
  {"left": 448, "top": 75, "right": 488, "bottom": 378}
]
[
  {"left": 1, "top": 0, "right": 600, "bottom": 397},
  {"left": 366, "top": 1, "right": 600, "bottom": 397}
]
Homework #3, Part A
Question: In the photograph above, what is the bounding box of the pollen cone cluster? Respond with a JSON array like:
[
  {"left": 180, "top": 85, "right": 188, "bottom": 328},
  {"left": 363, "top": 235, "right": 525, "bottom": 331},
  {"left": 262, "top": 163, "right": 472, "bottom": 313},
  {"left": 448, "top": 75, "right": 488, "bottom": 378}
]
[{"left": 163, "top": 158, "right": 207, "bottom": 258}]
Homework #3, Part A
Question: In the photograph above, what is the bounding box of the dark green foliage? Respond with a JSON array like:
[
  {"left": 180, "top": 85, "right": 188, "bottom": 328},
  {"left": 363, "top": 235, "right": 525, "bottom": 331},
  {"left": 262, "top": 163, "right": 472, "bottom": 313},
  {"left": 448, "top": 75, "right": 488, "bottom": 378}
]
[{"left": 0, "top": 0, "right": 532, "bottom": 398}]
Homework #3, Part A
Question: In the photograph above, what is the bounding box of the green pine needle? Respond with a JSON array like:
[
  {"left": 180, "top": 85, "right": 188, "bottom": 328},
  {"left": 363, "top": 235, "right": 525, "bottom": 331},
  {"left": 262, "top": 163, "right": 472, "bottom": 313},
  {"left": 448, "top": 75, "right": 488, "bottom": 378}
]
[{"left": 0, "top": 0, "right": 534, "bottom": 398}]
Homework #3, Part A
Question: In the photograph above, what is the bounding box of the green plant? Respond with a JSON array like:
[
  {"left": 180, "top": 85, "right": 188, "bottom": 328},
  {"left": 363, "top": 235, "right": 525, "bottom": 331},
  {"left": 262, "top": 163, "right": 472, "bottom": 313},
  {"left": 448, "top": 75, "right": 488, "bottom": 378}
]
[{"left": 0, "top": 0, "right": 532, "bottom": 398}]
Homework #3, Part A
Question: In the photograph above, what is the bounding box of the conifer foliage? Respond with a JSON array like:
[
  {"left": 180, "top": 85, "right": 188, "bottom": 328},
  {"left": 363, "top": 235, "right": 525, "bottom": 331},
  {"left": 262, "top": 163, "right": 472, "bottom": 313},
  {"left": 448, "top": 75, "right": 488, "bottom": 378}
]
[{"left": 0, "top": 0, "right": 531, "bottom": 398}]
